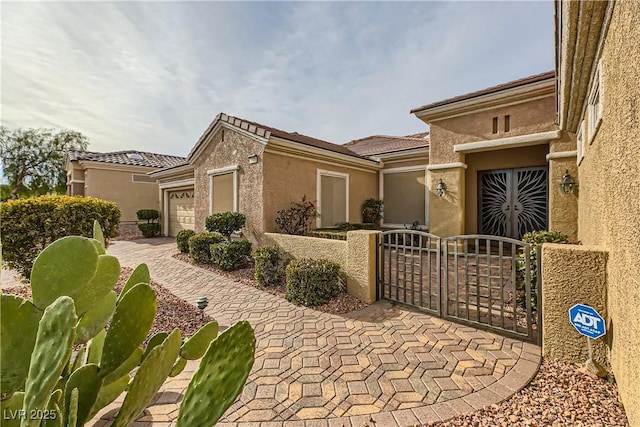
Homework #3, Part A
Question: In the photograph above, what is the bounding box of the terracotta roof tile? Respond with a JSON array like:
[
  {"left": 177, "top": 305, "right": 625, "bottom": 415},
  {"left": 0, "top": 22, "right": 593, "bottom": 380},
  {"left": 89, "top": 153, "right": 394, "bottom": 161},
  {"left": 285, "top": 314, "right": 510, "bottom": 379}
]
[
  {"left": 67, "top": 150, "right": 186, "bottom": 169},
  {"left": 410, "top": 71, "right": 555, "bottom": 114},
  {"left": 345, "top": 133, "right": 429, "bottom": 156}
]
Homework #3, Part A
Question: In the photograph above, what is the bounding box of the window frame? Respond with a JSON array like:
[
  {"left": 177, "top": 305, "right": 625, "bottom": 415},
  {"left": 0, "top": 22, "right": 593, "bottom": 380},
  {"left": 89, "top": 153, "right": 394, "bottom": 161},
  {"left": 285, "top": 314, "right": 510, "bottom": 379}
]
[
  {"left": 587, "top": 59, "right": 603, "bottom": 144},
  {"left": 207, "top": 165, "right": 239, "bottom": 215},
  {"left": 316, "top": 169, "right": 349, "bottom": 229}
]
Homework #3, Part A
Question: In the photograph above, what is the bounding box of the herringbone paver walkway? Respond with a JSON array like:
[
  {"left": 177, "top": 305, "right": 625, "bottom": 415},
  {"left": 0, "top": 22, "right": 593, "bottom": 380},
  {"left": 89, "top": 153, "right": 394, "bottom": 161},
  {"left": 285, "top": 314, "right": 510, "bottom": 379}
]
[{"left": 91, "top": 238, "right": 541, "bottom": 427}]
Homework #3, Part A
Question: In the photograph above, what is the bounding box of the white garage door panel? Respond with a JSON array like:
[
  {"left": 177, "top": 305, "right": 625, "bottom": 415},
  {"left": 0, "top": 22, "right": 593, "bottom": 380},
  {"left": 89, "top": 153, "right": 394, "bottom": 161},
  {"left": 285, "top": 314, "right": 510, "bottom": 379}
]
[{"left": 168, "top": 190, "right": 194, "bottom": 237}]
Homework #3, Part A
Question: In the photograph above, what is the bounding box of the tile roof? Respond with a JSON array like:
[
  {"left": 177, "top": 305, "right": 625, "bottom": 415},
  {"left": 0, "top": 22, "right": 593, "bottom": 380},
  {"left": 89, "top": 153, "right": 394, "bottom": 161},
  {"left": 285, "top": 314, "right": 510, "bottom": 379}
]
[
  {"left": 67, "top": 150, "right": 187, "bottom": 169},
  {"left": 345, "top": 132, "right": 429, "bottom": 156},
  {"left": 188, "top": 113, "right": 369, "bottom": 161},
  {"left": 410, "top": 71, "right": 555, "bottom": 114}
]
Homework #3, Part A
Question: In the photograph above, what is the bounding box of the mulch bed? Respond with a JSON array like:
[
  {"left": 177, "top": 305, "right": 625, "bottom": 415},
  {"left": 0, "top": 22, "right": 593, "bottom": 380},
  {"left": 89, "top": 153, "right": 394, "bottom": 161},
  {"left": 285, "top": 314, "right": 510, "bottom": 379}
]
[{"left": 172, "top": 253, "right": 369, "bottom": 315}]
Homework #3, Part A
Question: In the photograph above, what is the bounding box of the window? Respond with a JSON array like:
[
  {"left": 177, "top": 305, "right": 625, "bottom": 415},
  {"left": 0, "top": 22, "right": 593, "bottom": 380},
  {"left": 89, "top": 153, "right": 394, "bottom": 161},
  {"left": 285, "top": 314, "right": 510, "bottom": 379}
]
[
  {"left": 381, "top": 167, "right": 428, "bottom": 227},
  {"left": 208, "top": 166, "right": 238, "bottom": 214},
  {"left": 504, "top": 115, "right": 511, "bottom": 132},
  {"left": 492, "top": 117, "right": 499, "bottom": 134},
  {"left": 317, "top": 170, "right": 348, "bottom": 228},
  {"left": 132, "top": 174, "right": 156, "bottom": 183},
  {"left": 126, "top": 153, "right": 145, "bottom": 161},
  {"left": 577, "top": 120, "right": 585, "bottom": 165},
  {"left": 587, "top": 60, "right": 603, "bottom": 143}
]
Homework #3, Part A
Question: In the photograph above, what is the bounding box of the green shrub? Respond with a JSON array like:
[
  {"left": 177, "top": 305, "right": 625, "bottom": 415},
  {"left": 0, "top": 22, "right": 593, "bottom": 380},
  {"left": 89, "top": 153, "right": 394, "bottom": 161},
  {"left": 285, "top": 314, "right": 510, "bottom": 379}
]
[
  {"left": 253, "top": 246, "right": 290, "bottom": 286},
  {"left": 285, "top": 258, "right": 343, "bottom": 306},
  {"left": 361, "top": 199, "right": 383, "bottom": 224},
  {"left": 0, "top": 195, "right": 120, "bottom": 278},
  {"left": 517, "top": 230, "right": 570, "bottom": 311},
  {"left": 306, "top": 230, "right": 347, "bottom": 240},
  {"left": 205, "top": 212, "right": 246, "bottom": 241},
  {"left": 136, "top": 209, "right": 160, "bottom": 221},
  {"left": 188, "top": 232, "right": 225, "bottom": 264},
  {"left": 138, "top": 223, "right": 161, "bottom": 238},
  {"left": 210, "top": 241, "right": 252, "bottom": 271},
  {"left": 176, "top": 229, "right": 196, "bottom": 253}
]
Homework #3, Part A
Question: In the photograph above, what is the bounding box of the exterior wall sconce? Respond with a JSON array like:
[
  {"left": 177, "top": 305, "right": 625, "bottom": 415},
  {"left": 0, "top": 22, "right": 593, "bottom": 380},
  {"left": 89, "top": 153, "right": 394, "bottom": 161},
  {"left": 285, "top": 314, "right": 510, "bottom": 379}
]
[
  {"left": 560, "top": 170, "right": 577, "bottom": 194},
  {"left": 436, "top": 179, "right": 447, "bottom": 197},
  {"left": 248, "top": 154, "right": 259, "bottom": 164}
]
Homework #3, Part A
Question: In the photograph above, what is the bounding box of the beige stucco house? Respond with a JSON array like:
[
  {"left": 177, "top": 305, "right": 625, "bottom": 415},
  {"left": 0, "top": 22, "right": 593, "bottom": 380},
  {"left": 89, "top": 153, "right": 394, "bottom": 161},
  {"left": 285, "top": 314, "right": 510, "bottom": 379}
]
[
  {"left": 546, "top": 1, "right": 639, "bottom": 423},
  {"left": 66, "top": 150, "right": 186, "bottom": 233},
  {"left": 150, "top": 113, "right": 434, "bottom": 239}
]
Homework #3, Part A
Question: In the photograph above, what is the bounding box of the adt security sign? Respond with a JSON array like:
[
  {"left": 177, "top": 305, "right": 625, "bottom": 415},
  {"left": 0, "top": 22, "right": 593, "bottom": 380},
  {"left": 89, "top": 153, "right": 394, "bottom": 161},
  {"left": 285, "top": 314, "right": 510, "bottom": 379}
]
[{"left": 569, "top": 304, "right": 606, "bottom": 339}]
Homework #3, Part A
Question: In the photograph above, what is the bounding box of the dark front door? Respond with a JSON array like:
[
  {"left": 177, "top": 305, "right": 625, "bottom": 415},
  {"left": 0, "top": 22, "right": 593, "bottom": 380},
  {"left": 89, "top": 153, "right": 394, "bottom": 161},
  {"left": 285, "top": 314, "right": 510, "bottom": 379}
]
[{"left": 478, "top": 167, "right": 548, "bottom": 239}]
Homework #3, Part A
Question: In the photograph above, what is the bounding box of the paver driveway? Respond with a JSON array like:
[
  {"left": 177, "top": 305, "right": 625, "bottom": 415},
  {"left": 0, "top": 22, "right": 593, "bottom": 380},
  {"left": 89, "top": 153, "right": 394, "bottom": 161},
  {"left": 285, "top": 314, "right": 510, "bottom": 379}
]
[{"left": 95, "top": 238, "right": 540, "bottom": 427}]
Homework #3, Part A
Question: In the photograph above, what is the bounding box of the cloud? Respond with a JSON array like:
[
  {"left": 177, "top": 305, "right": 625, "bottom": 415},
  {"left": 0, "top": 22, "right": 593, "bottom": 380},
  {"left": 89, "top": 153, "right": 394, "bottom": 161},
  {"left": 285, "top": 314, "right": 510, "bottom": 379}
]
[{"left": 1, "top": 1, "right": 554, "bottom": 156}]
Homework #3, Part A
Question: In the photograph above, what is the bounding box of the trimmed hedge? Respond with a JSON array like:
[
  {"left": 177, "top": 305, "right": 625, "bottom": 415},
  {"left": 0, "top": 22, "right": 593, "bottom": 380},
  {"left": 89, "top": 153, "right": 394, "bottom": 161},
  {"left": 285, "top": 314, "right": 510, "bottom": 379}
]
[
  {"left": 205, "top": 212, "right": 246, "bottom": 240},
  {"left": 176, "top": 229, "right": 195, "bottom": 253},
  {"left": 253, "top": 246, "right": 290, "bottom": 286},
  {"left": 210, "top": 240, "right": 252, "bottom": 271},
  {"left": 285, "top": 258, "right": 342, "bottom": 306},
  {"left": 188, "top": 232, "right": 225, "bottom": 264},
  {"left": 0, "top": 195, "right": 120, "bottom": 278},
  {"left": 136, "top": 209, "right": 160, "bottom": 221},
  {"left": 138, "top": 223, "right": 160, "bottom": 238}
]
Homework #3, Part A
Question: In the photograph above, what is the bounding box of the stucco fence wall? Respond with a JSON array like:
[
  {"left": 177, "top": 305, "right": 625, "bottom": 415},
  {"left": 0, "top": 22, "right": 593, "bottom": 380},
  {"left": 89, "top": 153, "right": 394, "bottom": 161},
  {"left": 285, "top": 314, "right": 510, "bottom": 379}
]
[
  {"left": 265, "top": 231, "right": 379, "bottom": 304},
  {"left": 541, "top": 243, "right": 609, "bottom": 368}
]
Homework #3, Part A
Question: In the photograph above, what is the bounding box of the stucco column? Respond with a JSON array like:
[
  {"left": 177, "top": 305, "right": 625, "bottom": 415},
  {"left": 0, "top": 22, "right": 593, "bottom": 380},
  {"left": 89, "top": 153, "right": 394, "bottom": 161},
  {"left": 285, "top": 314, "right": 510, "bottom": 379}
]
[
  {"left": 428, "top": 167, "right": 465, "bottom": 238},
  {"left": 548, "top": 157, "right": 578, "bottom": 241},
  {"left": 541, "top": 243, "right": 608, "bottom": 367},
  {"left": 346, "top": 230, "right": 381, "bottom": 304}
]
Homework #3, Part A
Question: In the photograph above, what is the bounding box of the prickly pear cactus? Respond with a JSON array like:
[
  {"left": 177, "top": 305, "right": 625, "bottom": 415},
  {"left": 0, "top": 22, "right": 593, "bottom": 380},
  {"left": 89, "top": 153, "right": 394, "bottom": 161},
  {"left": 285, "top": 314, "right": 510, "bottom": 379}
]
[
  {"left": 87, "top": 374, "right": 129, "bottom": 421},
  {"left": 0, "top": 295, "right": 42, "bottom": 396},
  {"left": 22, "top": 296, "right": 76, "bottom": 427},
  {"left": 1, "top": 392, "right": 24, "bottom": 427},
  {"left": 75, "top": 291, "right": 116, "bottom": 344},
  {"left": 142, "top": 331, "right": 168, "bottom": 361},
  {"left": 71, "top": 254, "right": 120, "bottom": 316},
  {"left": 63, "top": 364, "right": 102, "bottom": 426},
  {"left": 100, "top": 283, "right": 156, "bottom": 375},
  {"left": 112, "top": 330, "right": 182, "bottom": 427},
  {"left": 118, "top": 263, "right": 150, "bottom": 303},
  {"left": 176, "top": 321, "right": 256, "bottom": 427},
  {"left": 180, "top": 321, "right": 219, "bottom": 360},
  {"left": 102, "top": 347, "right": 143, "bottom": 385}
]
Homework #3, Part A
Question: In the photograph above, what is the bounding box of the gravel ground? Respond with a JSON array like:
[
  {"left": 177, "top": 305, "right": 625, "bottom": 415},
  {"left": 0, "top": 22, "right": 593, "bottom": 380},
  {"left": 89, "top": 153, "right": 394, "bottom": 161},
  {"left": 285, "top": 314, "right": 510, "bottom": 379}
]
[
  {"left": 3, "top": 267, "right": 213, "bottom": 343},
  {"left": 172, "top": 253, "right": 369, "bottom": 314},
  {"left": 423, "top": 359, "right": 629, "bottom": 427}
]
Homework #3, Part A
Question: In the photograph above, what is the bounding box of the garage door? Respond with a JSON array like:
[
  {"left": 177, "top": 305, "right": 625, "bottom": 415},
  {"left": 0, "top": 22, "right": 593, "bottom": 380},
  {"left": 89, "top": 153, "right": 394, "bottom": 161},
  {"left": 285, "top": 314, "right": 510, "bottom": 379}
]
[{"left": 168, "top": 189, "right": 194, "bottom": 237}]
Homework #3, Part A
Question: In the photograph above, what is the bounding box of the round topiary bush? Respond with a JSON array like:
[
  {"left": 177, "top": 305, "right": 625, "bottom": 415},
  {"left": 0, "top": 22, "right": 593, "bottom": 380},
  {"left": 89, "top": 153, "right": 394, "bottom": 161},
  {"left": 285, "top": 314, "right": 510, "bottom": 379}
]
[
  {"left": 205, "top": 212, "right": 246, "bottom": 241},
  {"left": 188, "top": 232, "right": 225, "bottom": 264},
  {"left": 176, "top": 229, "right": 196, "bottom": 253}
]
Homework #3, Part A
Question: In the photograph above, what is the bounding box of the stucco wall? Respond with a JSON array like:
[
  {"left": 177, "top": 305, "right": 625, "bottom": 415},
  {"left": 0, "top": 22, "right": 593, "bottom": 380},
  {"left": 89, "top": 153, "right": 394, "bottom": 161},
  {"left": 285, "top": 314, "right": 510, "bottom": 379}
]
[
  {"left": 84, "top": 167, "right": 159, "bottom": 223},
  {"left": 381, "top": 158, "right": 429, "bottom": 169},
  {"left": 548, "top": 157, "right": 578, "bottom": 241},
  {"left": 429, "top": 167, "right": 465, "bottom": 237},
  {"left": 265, "top": 231, "right": 379, "bottom": 304},
  {"left": 429, "top": 95, "right": 557, "bottom": 165},
  {"left": 574, "top": 2, "right": 640, "bottom": 423},
  {"left": 464, "top": 145, "right": 548, "bottom": 234},
  {"left": 541, "top": 243, "right": 608, "bottom": 367},
  {"left": 192, "top": 128, "right": 265, "bottom": 244},
  {"left": 262, "top": 152, "right": 377, "bottom": 232}
]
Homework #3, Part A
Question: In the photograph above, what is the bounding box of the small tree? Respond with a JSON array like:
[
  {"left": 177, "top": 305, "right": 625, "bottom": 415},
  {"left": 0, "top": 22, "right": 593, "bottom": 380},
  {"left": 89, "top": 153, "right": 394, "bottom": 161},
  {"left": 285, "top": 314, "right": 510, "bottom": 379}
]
[
  {"left": 275, "top": 196, "right": 318, "bottom": 235},
  {"left": 137, "top": 209, "right": 160, "bottom": 237},
  {"left": 0, "top": 127, "right": 89, "bottom": 199},
  {"left": 205, "top": 212, "right": 246, "bottom": 241}
]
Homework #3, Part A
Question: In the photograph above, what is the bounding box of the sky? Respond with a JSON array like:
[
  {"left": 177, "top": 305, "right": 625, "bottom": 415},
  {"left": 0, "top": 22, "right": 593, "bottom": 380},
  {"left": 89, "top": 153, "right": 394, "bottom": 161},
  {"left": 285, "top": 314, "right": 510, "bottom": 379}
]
[{"left": 1, "top": 1, "right": 555, "bottom": 158}]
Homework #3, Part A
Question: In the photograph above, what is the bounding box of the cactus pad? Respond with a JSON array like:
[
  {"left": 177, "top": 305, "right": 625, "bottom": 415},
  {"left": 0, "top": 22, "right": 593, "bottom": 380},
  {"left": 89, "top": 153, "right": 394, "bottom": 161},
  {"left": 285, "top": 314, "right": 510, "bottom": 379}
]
[
  {"left": 30, "top": 237, "right": 99, "bottom": 310},
  {"left": 118, "top": 264, "right": 150, "bottom": 303},
  {"left": 75, "top": 291, "right": 116, "bottom": 344},
  {"left": 1, "top": 295, "right": 42, "bottom": 396},
  {"left": 87, "top": 374, "right": 129, "bottom": 421},
  {"left": 102, "top": 347, "right": 143, "bottom": 385},
  {"left": 71, "top": 255, "right": 120, "bottom": 316},
  {"left": 64, "top": 364, "right": 102, "bottom": 426},
  {"left": 176, "top": 321, "right": 255, "bottom": 427},
  {"left": 87, "top": 330, "right": 106, "bottom": 366},
  {"left": 100, "top": 283, "right": 156, "bottom": 375},
  {"left": 112, "top": 330, "right": 182, "bottom": 427},
  {"left": 93, "top": 221, "right": 105, "bottom": 248},
  {"left": 169, "top": 357, "right": 187, "bottom": 377},
  {"left": 22, "top": 296, "right": 76, "bottom": 427},
  {"left": 180, "top": 321, "right": 219, "bottom": 360},
  {"left": 142, "top": 332, "right": 168, "bottom": 361},
  {"left": 1, "top": 392, "right": 24, "bottom": 427}
]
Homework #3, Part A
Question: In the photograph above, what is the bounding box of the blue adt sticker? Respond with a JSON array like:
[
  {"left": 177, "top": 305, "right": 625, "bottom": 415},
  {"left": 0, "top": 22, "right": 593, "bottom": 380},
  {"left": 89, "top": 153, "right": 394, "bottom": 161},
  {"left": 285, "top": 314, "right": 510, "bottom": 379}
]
[{"left": 569, "top": 304, "right": 606, "bottom": 339}]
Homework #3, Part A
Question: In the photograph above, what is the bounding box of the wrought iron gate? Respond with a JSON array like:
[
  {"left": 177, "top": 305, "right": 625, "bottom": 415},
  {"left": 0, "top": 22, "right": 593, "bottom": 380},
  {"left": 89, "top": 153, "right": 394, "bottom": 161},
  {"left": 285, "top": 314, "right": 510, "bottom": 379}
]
[
  {"left": 479, "top": 167, "right": 548, "bottom": 240},
  {"left": 378, "top": 231, "right": 539, "bottom": 343}
]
